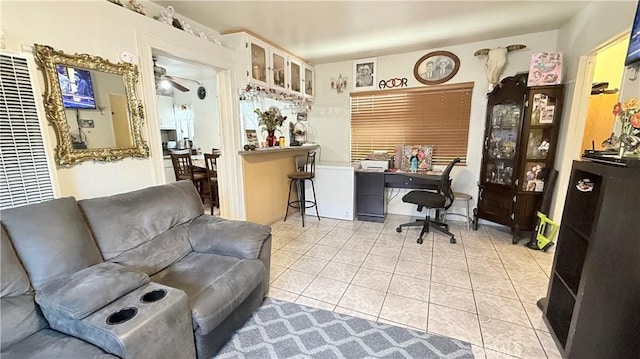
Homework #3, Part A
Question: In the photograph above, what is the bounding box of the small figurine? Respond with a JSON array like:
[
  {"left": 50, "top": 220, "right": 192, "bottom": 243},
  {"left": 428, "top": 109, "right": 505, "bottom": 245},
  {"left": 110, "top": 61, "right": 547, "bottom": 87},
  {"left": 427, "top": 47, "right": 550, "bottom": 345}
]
[
  {"left": 409, "top": 147, "right": 419, "bottom": 173},
  {"left": 128, "top": 0, "right": 145, "bottom": 15}
]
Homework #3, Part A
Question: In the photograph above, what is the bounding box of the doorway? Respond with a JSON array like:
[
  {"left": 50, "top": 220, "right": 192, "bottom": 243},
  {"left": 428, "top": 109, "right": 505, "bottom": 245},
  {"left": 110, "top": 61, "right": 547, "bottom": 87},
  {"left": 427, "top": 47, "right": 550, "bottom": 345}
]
[
  {"left": 153, "top": 51, "right": 222, "bottom": 215},
  {"left": 579, "top": 38, "right": 629, "bottom": 153}
]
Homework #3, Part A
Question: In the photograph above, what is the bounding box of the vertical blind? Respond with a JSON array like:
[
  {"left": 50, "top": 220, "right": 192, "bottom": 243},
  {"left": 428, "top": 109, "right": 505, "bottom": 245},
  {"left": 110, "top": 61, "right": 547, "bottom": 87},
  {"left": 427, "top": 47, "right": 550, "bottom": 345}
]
[
  {"left": 0, "top": 53, "right": 55, "bottom": 209},
  {"left": 351, "top": 82, "right": 474, "bottom": 164}
]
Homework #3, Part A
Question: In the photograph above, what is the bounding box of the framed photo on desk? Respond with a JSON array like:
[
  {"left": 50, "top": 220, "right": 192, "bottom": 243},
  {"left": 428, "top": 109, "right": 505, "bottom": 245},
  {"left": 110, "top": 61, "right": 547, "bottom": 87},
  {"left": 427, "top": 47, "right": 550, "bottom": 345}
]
[{"left": 394, "top": 144, "right": 433, "bottom": 171}]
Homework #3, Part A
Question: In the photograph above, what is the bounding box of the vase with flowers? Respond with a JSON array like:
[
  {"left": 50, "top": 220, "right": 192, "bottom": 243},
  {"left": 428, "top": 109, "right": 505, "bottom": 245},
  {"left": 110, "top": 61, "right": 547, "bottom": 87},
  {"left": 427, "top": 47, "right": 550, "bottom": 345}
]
[
  {"left": 255, "top": 106, "right": 287, "bottom": 147},
  {"left": 613, "top": 98, "right": 640, "bottom": 157}
]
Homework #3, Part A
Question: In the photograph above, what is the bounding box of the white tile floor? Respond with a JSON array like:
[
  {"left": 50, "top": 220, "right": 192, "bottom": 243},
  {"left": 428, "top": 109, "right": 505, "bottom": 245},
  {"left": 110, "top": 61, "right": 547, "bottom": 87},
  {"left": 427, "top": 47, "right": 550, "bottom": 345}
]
[{"left": 267, "top": 214, "right": 562, "bottom": 359}]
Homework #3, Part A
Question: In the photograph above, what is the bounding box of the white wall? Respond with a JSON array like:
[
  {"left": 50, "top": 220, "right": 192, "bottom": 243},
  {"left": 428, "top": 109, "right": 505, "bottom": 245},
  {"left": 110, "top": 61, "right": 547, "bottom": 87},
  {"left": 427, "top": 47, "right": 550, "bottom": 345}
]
[
  {"left": 309, "top": 30, "right": 559, "bottom": 218},
  {"left": 1, "top": 1, "right": 227, "bottom": 199},
  {"left": 551, "top": 0, "right": 639, "bottom": 222},
  {"left": 172, "top": 79, "right": 221, "bottom": 153}
]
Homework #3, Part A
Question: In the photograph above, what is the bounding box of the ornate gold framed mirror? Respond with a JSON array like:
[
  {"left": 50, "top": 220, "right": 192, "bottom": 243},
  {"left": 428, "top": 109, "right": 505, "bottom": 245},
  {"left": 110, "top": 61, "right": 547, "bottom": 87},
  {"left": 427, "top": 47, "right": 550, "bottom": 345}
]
[{"left": 34, "top": 44, "right": 149, "bottom": 165}]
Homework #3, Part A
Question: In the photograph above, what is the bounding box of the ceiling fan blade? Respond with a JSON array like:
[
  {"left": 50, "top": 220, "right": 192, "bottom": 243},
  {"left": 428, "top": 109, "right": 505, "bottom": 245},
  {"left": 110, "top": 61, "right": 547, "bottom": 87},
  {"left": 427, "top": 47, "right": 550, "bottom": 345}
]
[{"left": 169, "top": 78, "right": 190, "bottom": 92}]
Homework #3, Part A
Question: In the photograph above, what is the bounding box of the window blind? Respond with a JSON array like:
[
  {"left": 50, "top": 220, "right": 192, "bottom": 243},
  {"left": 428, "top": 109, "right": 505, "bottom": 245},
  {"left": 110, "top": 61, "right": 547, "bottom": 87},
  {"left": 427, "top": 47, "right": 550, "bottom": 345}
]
[
  {"left": 351, "top": 82, "right": 473, "bottom": 164},
  {"left": 0, "top": 53, "right": 55, "bottom": 209}
]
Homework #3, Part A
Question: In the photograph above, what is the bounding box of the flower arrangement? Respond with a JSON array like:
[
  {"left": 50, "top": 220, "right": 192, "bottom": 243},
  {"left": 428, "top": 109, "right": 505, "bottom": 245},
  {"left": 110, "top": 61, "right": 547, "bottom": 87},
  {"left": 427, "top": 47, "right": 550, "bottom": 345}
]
[
  {"left": 613, "top": 98, "right": 640, "bottom": 153},
  {"left": 614, "top": 98, "right": 640, "bottom": 135},
  {"left": 254, "top": 106, "right": 287, "bottom": 132}
]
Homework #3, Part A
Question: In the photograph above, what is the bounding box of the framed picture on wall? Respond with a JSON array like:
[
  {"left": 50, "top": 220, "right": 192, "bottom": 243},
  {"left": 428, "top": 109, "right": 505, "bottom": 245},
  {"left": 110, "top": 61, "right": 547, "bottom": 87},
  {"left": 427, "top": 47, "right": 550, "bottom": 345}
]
[
  {"left": 353, "top": 57, "right": 377, "bottom": 91},
  {"left": 414, "top": 51, "right": 460, "bottom": 85}
]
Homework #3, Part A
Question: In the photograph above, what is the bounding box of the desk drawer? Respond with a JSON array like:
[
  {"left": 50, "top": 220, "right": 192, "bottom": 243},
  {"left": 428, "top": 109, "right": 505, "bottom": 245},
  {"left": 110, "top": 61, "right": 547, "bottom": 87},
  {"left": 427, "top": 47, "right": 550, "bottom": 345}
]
[
  {"left": 356, "top": 194, "right": 385, "bottom": 221},
  {"left": 385, "top": 174, "right": 438, "bottom": 190}
]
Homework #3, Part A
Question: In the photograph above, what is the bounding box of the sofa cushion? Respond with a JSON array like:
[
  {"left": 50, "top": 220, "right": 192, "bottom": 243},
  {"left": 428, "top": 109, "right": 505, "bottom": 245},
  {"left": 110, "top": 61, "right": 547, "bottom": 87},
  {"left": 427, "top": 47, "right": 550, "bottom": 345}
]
[
  {"left": 1, "top": 197, "right": 103, "bottom": 291},
  {"left": 106, "top": 224, "right": 193, "bottom": 276},
  {"left": 1, "top": 226, "right": 31, "bottom": 298},
  {"left": 78, "top": 181, "right": 202, "bottom": 271},
  {"left": 0, "top": 229, "right": 48, "bottom": 351},
  {"left": 1, "top": 329, "right": 115, "bottom": 359},
  {"left": 36, "top": 262, "right": 149, "bottom": 321},
  {"left": 188, "top": 216, "right": 272, "bottom": 260},
  {"left": 151, "top": 252, "right": 265, "bottom": 335},
  {"left": 1, "top": 295, "right": 49, "bottom": 351}
]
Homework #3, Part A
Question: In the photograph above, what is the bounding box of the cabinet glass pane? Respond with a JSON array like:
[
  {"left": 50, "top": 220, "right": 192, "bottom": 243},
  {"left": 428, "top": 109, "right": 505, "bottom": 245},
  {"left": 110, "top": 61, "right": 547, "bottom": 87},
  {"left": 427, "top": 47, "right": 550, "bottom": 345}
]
[
  {"left": 484, "top": 103, "right": 520, "bottom": 186},
  {"left": 304, "top": 68, "right": 313, "bottom": 96},
  {"left": 250, "top": 43, "right": 267, "bottom": 83},
  {"left": 531, "top": 93, "right": 558, "bottom": 125},
  {"left": 291, "top": 62, "right": 301, "bottom": 93},
  {"left": 272, "top": 53, "right": 286, "bottom": 89},
  {"left": 526, "top": 128, "right": 551, "bottom": 160},
  {"left": 522, "top": 161, "right": 547, "bottom": 191}
]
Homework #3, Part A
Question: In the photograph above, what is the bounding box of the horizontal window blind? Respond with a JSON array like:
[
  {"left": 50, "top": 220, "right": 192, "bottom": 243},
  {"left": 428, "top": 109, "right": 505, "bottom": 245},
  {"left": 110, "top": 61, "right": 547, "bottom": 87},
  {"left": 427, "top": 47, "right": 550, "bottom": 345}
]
[
  {"left": 0, "top": 53, "right": 55, "bottom": 209},
  {"left": 351, "top": 82, "right": 473, "bottom": 164}
]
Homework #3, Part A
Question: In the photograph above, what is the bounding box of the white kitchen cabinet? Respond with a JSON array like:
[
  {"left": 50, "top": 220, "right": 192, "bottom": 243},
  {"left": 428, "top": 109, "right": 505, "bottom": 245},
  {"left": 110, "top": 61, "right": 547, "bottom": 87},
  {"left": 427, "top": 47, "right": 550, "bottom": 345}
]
[
  {"left": 221, "top": 32, "right": 313, "bottom": 97},
  {"left": 303, "top": 63, "right": 314, "bottom": 100},
  {"left": 157, "top": 95, "right": 176, "bottom": 130},
  {"left": 288, "top": 56, "right": 303, "bottom": 97},
  {"left": 270, "top": 47, "right": 288, "bottom": 92}
]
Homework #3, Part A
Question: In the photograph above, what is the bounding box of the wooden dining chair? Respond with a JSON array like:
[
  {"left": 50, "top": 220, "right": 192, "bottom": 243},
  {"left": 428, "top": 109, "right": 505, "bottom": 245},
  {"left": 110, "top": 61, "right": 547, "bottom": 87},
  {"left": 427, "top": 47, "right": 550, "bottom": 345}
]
[
  {"left": 204, "top": 153, "right": 220, "bottom": 213},
  {"left": 170, "top": 151, "right": 208, "bottom": 203}
]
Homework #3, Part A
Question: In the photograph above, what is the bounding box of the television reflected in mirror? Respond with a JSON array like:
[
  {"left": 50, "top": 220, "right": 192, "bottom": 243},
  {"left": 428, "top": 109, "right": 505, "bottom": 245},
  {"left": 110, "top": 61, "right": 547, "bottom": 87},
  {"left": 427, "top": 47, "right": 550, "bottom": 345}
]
[{"left": 56, "top": 65, "right": 96, "bottom": 109}]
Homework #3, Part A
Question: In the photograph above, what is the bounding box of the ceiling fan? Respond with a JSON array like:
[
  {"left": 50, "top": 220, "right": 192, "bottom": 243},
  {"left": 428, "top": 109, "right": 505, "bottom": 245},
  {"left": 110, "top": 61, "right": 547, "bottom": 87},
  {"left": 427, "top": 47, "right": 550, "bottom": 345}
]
[{"left": 153, "top": 56, "right": 207, "bottom": 99}]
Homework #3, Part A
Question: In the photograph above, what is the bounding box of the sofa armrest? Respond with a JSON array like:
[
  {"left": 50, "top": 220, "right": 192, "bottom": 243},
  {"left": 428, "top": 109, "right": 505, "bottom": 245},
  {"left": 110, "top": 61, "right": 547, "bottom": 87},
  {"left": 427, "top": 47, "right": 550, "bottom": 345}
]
[
  {"left": 188, "top": 215, "right": 271, "bottom": 260},
  {"left": 35, "top": 262, "right": 149, "bottom": 321}
]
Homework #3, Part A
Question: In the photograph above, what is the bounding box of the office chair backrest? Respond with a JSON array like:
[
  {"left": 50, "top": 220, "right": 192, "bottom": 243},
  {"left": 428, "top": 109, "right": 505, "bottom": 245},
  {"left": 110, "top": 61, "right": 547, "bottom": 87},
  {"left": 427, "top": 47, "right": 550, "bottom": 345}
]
[{"left": 440, "top": 157, "right": 461, "bottom": 209}]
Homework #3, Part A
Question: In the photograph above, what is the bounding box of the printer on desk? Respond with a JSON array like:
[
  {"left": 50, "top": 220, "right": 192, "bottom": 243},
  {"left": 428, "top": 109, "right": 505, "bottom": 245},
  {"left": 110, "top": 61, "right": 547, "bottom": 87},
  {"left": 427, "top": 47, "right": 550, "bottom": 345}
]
[{"left": 360, "top": 160, "right": 389, "bottom": 171}]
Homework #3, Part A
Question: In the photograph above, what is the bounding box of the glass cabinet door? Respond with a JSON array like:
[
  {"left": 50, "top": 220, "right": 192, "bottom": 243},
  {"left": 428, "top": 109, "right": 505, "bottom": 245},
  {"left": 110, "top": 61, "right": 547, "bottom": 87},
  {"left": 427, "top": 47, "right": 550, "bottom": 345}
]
[
  {"left": 304, "top": 65, "right": 313, "bottom": 98},
  {"left": 289, "top": 57, "right": 302, "bottom": 95},
  {"left": 484, "top": 102, "right": 521, "bottom": 186},
  {"left": 270, "top": 48, "right": 287, "bottom": 91},
  {"left": 520, "top": 91, "right": 561, "bottom": 192},
  {"left": 249, "top": 41, "right": 267, "bottom": 85}
]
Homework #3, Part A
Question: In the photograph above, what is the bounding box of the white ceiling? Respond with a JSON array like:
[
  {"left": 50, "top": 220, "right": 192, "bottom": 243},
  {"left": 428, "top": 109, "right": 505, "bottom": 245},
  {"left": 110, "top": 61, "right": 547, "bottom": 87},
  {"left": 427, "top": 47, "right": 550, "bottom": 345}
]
[{"left": 154, "top": 0, "right": 591, "bottom": 64}]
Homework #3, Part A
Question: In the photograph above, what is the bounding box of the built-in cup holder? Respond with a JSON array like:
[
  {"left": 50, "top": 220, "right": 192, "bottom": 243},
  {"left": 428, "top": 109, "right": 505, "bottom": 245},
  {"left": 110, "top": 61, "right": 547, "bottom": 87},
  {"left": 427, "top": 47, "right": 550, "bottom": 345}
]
[
  {"left": 140, "top": 289, "right": 167, "bottom": 303},
  {"left": 106, "top": 307, "right": 137, "bottom": 325}
]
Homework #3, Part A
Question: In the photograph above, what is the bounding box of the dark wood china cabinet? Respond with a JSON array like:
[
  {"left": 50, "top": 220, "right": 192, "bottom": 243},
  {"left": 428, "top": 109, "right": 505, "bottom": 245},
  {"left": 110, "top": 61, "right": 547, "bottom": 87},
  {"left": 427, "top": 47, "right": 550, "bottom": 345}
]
[{"left": 472, "top": 74, "right": 564, "bottom": 243}]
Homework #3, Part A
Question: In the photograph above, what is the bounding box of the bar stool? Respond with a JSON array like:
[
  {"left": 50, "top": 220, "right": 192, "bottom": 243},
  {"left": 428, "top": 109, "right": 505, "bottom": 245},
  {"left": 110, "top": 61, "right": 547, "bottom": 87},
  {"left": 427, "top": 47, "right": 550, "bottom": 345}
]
[
  {"left": 284, "top": 151, "right": 319, "bottom": 227},
  {"left": 444, "top": 192, "right": 473, "bottom": 230}
]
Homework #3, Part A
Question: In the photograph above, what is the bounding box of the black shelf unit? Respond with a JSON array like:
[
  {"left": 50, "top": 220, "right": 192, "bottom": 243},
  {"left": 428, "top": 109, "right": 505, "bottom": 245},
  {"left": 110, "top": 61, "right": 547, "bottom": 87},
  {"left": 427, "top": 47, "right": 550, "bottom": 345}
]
[{"left": 544, "top": 160, "right": 640, "bottom": 358}]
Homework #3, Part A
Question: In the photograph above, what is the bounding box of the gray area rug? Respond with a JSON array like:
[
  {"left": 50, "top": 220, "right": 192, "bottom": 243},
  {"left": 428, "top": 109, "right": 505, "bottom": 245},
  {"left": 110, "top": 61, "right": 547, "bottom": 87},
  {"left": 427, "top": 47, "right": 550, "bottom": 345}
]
[{"left": 216, "top": 298, "right": 473, "bottom": 358}]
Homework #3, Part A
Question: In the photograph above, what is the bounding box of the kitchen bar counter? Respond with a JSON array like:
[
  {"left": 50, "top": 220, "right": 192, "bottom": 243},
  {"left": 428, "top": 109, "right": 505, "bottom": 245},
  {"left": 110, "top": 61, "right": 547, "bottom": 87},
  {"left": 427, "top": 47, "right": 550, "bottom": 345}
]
[
  {"left": 238, "top": 144, "right": 319, "bottom": 156},
  {"left": 240, "top": 144, "right": 319, "bottom": 225}
]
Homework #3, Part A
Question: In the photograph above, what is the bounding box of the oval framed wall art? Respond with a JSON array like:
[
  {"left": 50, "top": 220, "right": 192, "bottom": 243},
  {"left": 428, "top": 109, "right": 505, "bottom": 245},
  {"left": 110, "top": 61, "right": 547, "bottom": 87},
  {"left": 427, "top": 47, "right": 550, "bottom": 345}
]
[{"left": 414, "top": 51, "right": 460, "bottom": 85}]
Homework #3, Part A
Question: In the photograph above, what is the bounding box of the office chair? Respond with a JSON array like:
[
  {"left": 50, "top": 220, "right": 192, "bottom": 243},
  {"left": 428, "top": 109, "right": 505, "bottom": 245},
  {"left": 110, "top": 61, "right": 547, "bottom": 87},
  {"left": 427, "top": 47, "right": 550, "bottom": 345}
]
[{"left": 395, "top": 157, "right": 461, "bottom": 244}]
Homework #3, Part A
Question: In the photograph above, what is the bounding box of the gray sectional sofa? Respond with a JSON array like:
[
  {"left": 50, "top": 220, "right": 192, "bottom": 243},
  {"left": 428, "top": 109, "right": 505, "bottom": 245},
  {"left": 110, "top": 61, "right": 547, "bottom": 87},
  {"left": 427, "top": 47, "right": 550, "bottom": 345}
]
[{"left": 0, "top": 181, "right": 272, "bottom": 358}]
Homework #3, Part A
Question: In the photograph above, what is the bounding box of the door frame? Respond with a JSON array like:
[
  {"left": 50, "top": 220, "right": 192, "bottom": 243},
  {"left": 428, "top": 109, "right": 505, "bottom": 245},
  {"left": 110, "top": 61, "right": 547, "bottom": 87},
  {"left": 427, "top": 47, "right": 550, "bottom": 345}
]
[{"left": 136, "top": 32, "right": 246, "bottom": 220}]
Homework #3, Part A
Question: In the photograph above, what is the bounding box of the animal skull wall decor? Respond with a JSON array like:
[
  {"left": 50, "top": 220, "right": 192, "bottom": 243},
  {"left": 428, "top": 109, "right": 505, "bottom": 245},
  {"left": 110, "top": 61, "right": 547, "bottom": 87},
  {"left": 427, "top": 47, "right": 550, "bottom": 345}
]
[{"left": 474, "top": 44, "right": 526, "bottom": 91}]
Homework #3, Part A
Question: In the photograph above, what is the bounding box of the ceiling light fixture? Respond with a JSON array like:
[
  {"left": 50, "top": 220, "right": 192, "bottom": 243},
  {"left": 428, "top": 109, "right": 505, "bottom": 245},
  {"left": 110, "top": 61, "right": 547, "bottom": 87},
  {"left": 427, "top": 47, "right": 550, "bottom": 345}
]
[{"left": 160, "top": 78, "right": 172, "bottom": 90}]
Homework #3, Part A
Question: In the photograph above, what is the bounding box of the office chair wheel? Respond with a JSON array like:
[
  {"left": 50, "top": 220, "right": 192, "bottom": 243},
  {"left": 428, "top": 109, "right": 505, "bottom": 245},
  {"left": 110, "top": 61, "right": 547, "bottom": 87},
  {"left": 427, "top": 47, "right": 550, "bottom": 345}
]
[
  {"left": 450, "top": 236, "right": 456, "bottom": 244},
  {"left": 396, "top": 226, "right": 402, "bottom": 233},
  {"left": 416, "top": 237, "right": 423, "bottom": 244}
]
